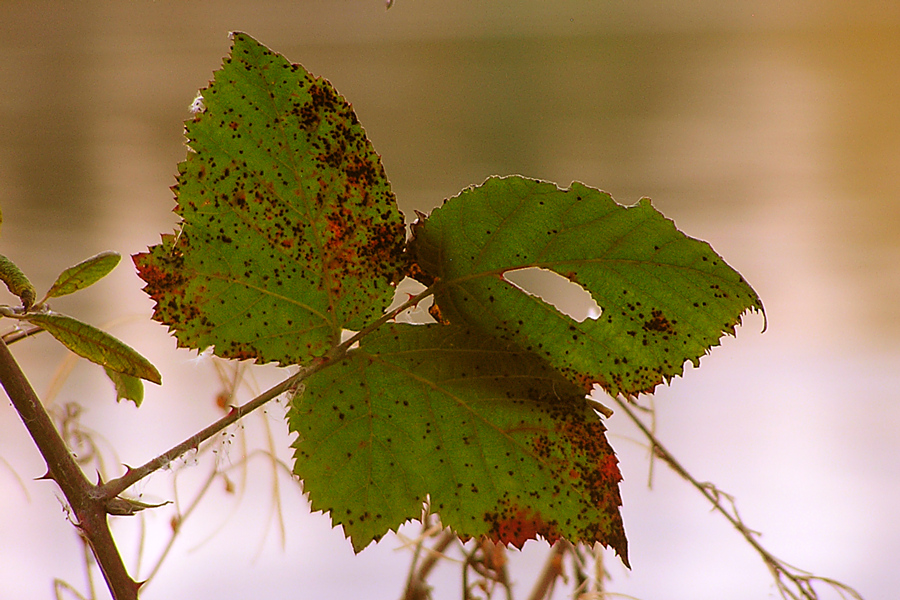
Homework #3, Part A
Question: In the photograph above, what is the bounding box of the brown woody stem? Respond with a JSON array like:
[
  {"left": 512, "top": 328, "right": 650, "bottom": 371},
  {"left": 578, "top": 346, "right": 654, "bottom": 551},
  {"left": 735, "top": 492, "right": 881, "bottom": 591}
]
[{"left": 0, "top": 338, "right": 138, "bottom": 600}]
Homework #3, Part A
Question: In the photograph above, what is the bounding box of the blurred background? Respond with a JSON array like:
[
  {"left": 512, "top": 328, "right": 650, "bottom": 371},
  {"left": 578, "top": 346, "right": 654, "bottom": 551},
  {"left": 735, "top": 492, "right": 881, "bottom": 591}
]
[{"left": 1, "top": 1, "right": 898, "bottom": 598}]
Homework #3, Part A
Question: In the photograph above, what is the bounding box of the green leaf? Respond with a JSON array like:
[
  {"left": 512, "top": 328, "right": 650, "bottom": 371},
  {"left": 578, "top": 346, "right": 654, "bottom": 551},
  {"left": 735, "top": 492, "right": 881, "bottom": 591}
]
[
  {"left": 0, "top": 254, "right": 36, "bottom": 311},
  {"left": 289, "top": 323, "right": 629, "bottom": 564},
  {"left": 26, "top": 313, "right": 162, "bottom": 385},
  {"left": 133, "top": 32, "right": 406, "bottom": 363},
  {"left": 409, "top": 176, "right": 765, "bottom": 397},
  {"left": 103, "top": 367, "right": 145, "bottom": 407},
  {"left": 46, "top": 251, "right": 121, "bottom": 299}
]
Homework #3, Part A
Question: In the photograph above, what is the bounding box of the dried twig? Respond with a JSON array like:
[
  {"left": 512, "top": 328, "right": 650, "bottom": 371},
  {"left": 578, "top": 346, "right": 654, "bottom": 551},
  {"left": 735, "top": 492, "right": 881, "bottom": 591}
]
[{"left": 612, "top": 396, "right": 864, "bottom": 600}]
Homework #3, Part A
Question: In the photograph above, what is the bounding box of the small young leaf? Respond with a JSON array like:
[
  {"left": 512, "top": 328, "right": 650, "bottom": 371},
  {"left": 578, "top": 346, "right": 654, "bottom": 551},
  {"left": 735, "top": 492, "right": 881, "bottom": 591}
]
[
  {"left": 46, "top": 251, "right": 121, "bottom": 299},
  {"left": 103, "top": 366, "right": 145, "bottom": 407},
  {"left": 133, "top": 32, "right": 406, "bottom": 365},
  {"left": 290, "top": 323, "right": 628, "bottom": 565},
  {"left": 409, "top": 176, "right": 765, "bottom": 397},
  {"left": 26, "top": 313, "right": 162, "bottom": 385},
  {"left": 0, "top": 254, "right": 36, "bottom": 311}
]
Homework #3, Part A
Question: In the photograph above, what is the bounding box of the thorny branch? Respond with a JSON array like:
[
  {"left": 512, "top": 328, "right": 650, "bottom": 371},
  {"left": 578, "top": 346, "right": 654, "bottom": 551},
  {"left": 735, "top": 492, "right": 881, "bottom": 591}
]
[
  {"left": 0, "top": 337, "right": 138, "bottom": 600},
  {"left": 97, "top": 284, "right": 434, "bottom": 502},
  {"left": 94, "top": 363, "right": 312, "bottom": 502}
]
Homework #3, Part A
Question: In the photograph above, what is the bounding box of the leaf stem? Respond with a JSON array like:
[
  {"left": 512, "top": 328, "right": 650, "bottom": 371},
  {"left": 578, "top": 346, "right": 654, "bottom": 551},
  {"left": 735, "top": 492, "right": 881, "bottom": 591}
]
[
  {"left": 97, "top": 361, "right": 312, "bottom": 501},
  {"left": 2, "top": 322, "right": 45, "bottom": 345},
  {"left": 338, "top": 283, "right": 437, "bottom": 352},
  {"left": 98, "top": 284, "right": 436, "bottom": 501}
]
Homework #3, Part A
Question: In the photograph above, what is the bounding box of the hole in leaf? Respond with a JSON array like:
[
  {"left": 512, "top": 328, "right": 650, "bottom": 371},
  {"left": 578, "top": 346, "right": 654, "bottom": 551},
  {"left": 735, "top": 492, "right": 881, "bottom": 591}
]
[
  {"left": 341, "top": 329, "right": 360, "bottom": 349},
  {"left": 503, "top": 267, "right": 601, "bottom": 323},
  {"left": 387, "top": 277, "right": 436, "bottom": 324}
]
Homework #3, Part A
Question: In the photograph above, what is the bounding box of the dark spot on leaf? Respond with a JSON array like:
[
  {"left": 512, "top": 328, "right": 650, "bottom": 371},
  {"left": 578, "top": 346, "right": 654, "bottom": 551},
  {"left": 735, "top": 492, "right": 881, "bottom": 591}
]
[{"left": 642, "top": 309, "right": 674, "bottom": 334}]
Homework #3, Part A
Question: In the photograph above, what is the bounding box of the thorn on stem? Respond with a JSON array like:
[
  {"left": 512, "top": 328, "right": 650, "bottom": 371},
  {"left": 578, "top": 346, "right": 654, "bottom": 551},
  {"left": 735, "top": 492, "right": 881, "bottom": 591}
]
[{"left": 106, "top": 496, "right": 172, "bottom": 516}]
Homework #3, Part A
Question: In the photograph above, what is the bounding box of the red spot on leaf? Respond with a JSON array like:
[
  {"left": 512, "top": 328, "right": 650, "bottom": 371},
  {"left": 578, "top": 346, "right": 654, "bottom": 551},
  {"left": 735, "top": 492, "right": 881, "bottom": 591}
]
[
  {"left": 484, "top": 505, "right": 560, "bottom": 549},
  {"left": 133, "top": 251, "right": 185, "bottom": 295},
  {"left": 596, "top": 453, "right": 620, "bottom": 483}
]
